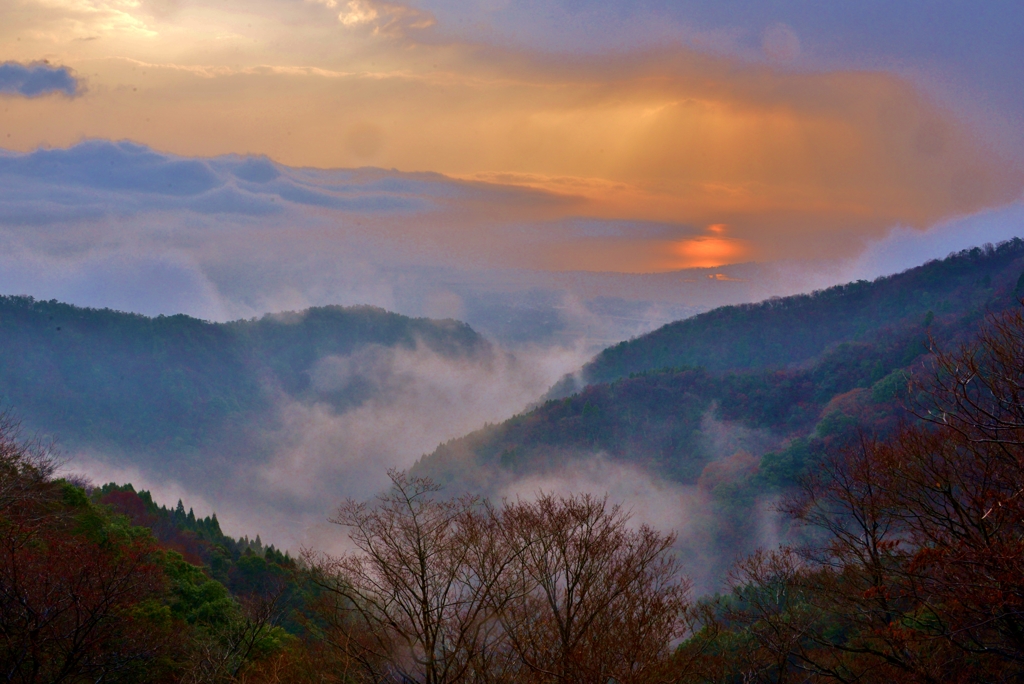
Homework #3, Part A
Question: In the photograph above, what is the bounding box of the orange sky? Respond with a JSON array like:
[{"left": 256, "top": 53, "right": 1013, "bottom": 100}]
[{"left": 1, "top": 0, "right": 1021, "bottom": 271}]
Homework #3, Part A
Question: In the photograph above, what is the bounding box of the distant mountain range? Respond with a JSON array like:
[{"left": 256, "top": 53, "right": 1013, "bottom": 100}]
[{"left": 0, "top": 299, "right": 487, "bottom": 457}]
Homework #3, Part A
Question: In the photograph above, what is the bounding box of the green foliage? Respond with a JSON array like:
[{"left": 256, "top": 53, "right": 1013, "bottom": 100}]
[
  {"left": 814, "top": 411, "right": 858, "bottom": 439},
  {"left": 163, "top": 551, "right": 238, "bottom": 626},
  {"left": 93, "top": 483, "right": 298, "bottom": 592},
  {"left": 871, "top": 369, "right": 910, "bottom": 403},
  {"left": 2, "top": 452, "right": 298, "bottom": 682},
  {"left": 758, "top": 438, "right": 814, "bottom": 489}
]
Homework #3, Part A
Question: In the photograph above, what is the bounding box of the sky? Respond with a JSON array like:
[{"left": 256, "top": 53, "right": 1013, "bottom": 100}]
[{"left": 1, "top": 1, "right": 1023, "bottom": 284}]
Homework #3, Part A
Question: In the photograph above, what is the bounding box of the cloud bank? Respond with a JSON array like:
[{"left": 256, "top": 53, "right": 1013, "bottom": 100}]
[
  {"left": 0, "top": 139, "right": 1020, "bottom": 351},
  {"left": 0, "top": 140, "right": 762, "bottom": 348},
  {"left": 0, "top": 62, "right": 79, "bottom": 97},
  {"left": 846, "top": 200, "right": 1024, "bottom": 282},
  {"left": 67, "top": 337, "right": 590, "bottom": 553}
]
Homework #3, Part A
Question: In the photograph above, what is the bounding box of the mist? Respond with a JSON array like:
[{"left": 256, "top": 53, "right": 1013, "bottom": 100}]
[
  {"left": 63, "top": 336, "right": 589, "bottom": 550},
  {"left": 411, "top": 409, "right": 788, "bottom": 593}
]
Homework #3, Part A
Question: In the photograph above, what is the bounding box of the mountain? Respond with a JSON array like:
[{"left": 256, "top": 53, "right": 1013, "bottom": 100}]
[
  {"left": 557, "top": 240, "right": 1024, "bottom": 390},
  {"left": 0, "top": 298, "right": 488, "bottom": 455},
  {"left": 92, "top": 482, "right": 298, "bottom": 604},
  {"left": 412, "top": 240, "right": 1024, "bottom": 583},
  {"left": 420, "top": 240, "right": 1024, "bottom": 485}
]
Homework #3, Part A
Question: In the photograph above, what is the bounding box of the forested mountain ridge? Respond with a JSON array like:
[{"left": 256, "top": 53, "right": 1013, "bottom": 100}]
[
  {"left": 565, "top": 239, "right": 1024, "bottom": 389},
  {"left": 92, "top": 482, "right": 299, "bottom": 605},
  {"left": 0, "top": 298, "right": 488, "bottom": 451},
  {"left": 412, "top": 241, "right": 1024, "bottom": 580},
  {"left": 421, "top": 241, "right": 1024, "bottom": 485},
  {"left": 414, "top": 321, "right": 926, "bottom": 489}
]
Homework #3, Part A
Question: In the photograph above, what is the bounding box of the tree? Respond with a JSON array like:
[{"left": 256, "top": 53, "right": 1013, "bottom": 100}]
[
  {"left": 306, "top": 470, "right": 519, "bottom": 684},
  {"left": 0, "top": 417, "right": 178, "bottom": 683},
  {"left": 499, "top": 493, "right": 691, "bottom": 684},
  {"left": 306, "top": 473, "right": 694, "bottom": 683},
  {"left": 704, "top": 306, "right": 1024, "bottom": 683}
]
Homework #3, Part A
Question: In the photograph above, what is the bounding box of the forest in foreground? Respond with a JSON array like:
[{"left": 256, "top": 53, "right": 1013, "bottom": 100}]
[{"left": 5, "top": 292, "right": 1024, "bottom": 682}]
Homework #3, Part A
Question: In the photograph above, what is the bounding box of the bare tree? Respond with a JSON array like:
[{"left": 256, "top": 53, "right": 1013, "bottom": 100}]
[
  {"left": 499, "top": 493, "right": 691, "bottom": 684},
  {"left": 0, "top": 410, "right": 58, "bottom": 521},
  {"left": 305, "top": 471, "right": 522, "bottom": 684}
]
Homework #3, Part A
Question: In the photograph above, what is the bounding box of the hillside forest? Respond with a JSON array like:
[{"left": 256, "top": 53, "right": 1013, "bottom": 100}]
[
  {"left": 416, "top": 240, "right": 1024, "bottom": 584},
  {"left": 4, "top": 241, "right": 1024, "bottom": 681}
]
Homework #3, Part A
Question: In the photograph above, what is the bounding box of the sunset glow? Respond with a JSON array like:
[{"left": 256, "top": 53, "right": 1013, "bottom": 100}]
[
  {"left": 2, "top": 0, "right": 1022, "bottom": 275},
  {"left": 670, "top": 237, "right": 749, "bottom": 269}
]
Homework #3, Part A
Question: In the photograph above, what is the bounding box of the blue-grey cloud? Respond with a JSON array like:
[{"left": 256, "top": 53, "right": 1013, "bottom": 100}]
[
  {"left": 0, "top": 61, "right": 80, "bottom": 97},
  {"left": 0, "top": 142, "right": 725, "bottom": 364},
  {"left": 0, "top": 139, "right": 607, "bottom": 336},
  {"left": 0, "top": 140, "right": 456, "bottom": 224},
  {"left": 847, "top": 200, "right": 1024, "bottom": 282}
]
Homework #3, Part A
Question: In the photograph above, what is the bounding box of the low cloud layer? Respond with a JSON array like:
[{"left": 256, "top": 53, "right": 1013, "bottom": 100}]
[
  {"left": 846, "top": 200, "right": 1024, "bottom": 282},
  {"left": 494, "top": 437, "right": 784, "bottom": 592},
  {"left": 66, "top": 338, "right": 589, "bottom": 552},
  {"left": 0, "top": 62, "right": 79, "bottom": 97}
]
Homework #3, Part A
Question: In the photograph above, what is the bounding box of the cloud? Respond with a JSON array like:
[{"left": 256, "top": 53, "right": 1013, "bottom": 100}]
[
  {"left": 1, "top": 36, "right": 1019, "bottom": 270},
  {"left": 494, "top": 450, "right": 782, "bottom": 593},
  {"left": 762, "top": 22, "right": 800, "bottom": 64},
  {"left": 0, "top": 141, "right": 741, "bottom": 321},
  {"left": 0, "top": 140, "right": 449, "bottom": 223},
  {"left": 845, "top": 199, "right": 1024, "bottom": 281},
  {"left": 65, "top": 337, "right": 589, "bottom": 550},
  {"left": 254, "top": 341, "right": 586, "bottom": 501},
  {"left": 498, "top": 457, "right": 705, "bottom": 538},
  {"left": 1, "top": 139, "right": 1018, "bottom": 357},
  {"left": 0, "top": 61, "right": 80, "bottom": 97},
  {"left": 334, "top": 0, "right": 435, "bottom": 36}
]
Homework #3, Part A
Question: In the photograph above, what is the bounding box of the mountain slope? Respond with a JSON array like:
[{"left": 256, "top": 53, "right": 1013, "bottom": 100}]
[
  {"left": 568, "top": 240, "right": 1024, "bottom": 389},
  {"left": 412, "top": 241, "right": 1024, "bottom": 583},
  {"left": 0, "top": 297, "right": 488, "bottom": 452},
  {"left": 416, "top": 319, "right": 928, "bottom": 488},
  {"left": 422, "top": 241, "right": 1024, "bottom": 488}
]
